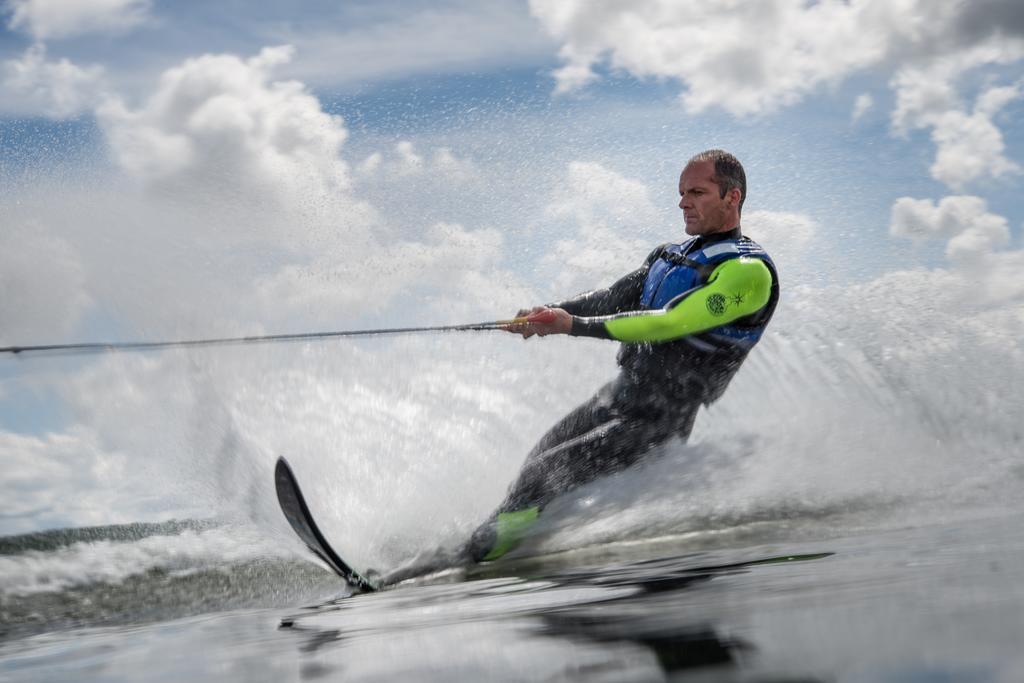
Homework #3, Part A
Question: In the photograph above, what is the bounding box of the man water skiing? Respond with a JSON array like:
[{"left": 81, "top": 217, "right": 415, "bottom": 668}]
[
  {"left": 275, "top": 149, "right": 779, "bottom": 590},
  {"left": 467, "top": 149, "right": 779, "bottom": 561}
]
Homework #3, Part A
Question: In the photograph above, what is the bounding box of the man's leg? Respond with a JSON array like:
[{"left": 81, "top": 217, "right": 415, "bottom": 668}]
[{"left": 467, "top": 378, "right": 699, "bottom": 561}]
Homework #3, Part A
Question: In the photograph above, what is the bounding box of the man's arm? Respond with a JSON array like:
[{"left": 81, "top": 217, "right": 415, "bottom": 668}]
[
  {"left": 546, "top": 245, "right": 665, "bottom": 317},
  {"left": 548, "top": 266, "right": 648, "bottom": 317},
  {"left": 569, "top": 257, "right": 773, "bottom": 342}
]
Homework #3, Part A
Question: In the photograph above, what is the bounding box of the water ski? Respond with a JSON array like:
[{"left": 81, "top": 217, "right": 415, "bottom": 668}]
[{"left": 274, "top": 456, "right": 379, "bottom": 593}]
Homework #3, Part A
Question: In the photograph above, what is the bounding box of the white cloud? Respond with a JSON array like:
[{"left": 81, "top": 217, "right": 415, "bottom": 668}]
[
  {"left": 546, "top": 160, "right": 658, "bottom": 230},
  {"left": 891, "top": 196, "right": 984, "bottom": 240},
  {"left": 890, "top": 195, "right": 1010, "bottom": 263},
  {"left": 743, "top": 210, "right": 818, "bottom": 275},
  {"left": 0, "top": 44, "right": 105, "bottom": 118},
  {"left": 890, "top": 45, "right": 1022, "bottom": 191},
  {"left": 0, "top": 39, "right": 545, "bottom": 355},
  {"left": 91, "top": 45, "right": 383, "bottom": 314},
  {"left": 890, "top": 66, "right": 961, "bottom": 135},
  {"left": 536, "top": 1, "right": 1024, "bottom": 197},
  {"left": 852, "top": 93, "right": 874, "bottom": 122},
  {"left": 2, "top": 45, "right": 394, "bottom": 346},
  {"left": 945, "top": 216, "right": 1012, "bottom": 263},
  {"left": 2, "top": 44, "right": 520, "bottom": 351},
  {"left": 394, "top": 140, "right": 424, "bottom": 175},
  {"left": 929, "top": 108, "right": 1021, "bottom": 191},
  {"left": 255, "top": 220, "right": 527, "bottom": 321},
  {"left": 0, "top": 430, "right": 114, "bottom": 533},
  {"left": 975, "top": 82, "right": 1023, "bottom": 117},
  {"left": 529, "top": 0, "right": 882, "bottom": 115},
  {"left": 358, "top": 152, "right": 383, "bottom": 176},
  {"left": 284, "top": 1, "right": 555, "bottom": 86},
  {"left": 530, "top": 0, "right": 1024, "bottom": 117},
  {"left": 886, "top": 40, "right": 1024, "bottom": 134},
  {"left": 883, "top": 40, "right": 1023, "bottom": 134},
  {"left": 98, "top": 46, "right": 353, "bottom": 209},
  {"left": 358, "top": 141, "right": 478, "bottom": 184},
  {"left": 431, "top": 147, "right": 478, "bottom": 184},
  {"left": 975, "top": 250, "right": 1024, "bottom": 307},
  {"left": 543, "top": 161, "right": 661, "bottom": 294},
  {"left": 0, "top": 221, "right": 91, "bottom": 345},
  {"left": 6, "top": 0, "right": 151, "bottom": 40}
]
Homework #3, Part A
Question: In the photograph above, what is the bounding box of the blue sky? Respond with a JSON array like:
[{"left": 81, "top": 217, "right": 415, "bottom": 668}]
[{"left": 1, "top": 0, "right": 1023, "bottom": 536}]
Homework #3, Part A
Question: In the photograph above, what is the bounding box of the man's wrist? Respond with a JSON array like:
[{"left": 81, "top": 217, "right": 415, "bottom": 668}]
[{"left": 570, "top": 316, "right": 612, "bottom": 339}]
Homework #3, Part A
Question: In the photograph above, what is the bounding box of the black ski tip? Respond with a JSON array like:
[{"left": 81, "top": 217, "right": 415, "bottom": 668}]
[{"left": 274, "top": 455, "right": 378, "bottom": 593}]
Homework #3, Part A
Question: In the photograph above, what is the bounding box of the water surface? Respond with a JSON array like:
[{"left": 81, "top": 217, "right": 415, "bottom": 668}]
[{"left": 3, "top": 508, "right": 1022, "bottom": 682}]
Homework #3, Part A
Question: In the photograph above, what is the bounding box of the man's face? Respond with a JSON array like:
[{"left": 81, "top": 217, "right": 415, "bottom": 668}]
[{"left": 678, "top": 161, "right": 735, "bottom": 236}]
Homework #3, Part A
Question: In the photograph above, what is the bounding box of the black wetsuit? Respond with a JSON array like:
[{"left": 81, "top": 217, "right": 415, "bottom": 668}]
[{"left": 467, "top": 228, "right": 778, "bottom": 560}]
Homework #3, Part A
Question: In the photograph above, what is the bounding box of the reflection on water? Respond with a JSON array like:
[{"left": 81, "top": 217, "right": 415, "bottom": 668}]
[
  {"left": 534, "top": 554, "right": 832, "bottom": 680},
  {"left": 282, "top": 551, "right": 833, "bottom": 682}
]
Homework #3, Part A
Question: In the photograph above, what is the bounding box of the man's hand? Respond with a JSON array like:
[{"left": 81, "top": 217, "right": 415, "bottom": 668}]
[{"left": 506, "top": 307, "right": 572, "bottom": 338}]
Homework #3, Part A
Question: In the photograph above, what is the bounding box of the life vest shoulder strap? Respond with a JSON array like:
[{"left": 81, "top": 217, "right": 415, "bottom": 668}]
[
  {"left": 656, "top": 249, "right": 719, "bottom": 282},
  {"left": 656, "top": 237, "right": 751, "bottom": 284}
]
